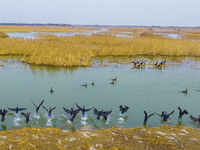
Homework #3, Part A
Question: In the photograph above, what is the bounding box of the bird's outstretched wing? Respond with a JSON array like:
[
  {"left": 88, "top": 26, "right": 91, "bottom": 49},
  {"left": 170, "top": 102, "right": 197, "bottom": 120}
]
[
  {"left": 30, "top": 100, "right": 37, "bottom": 108},
  {"left": 74, "top": 108, "right": 80, "bottom": 113},
  {"left": 38, "top": 100, "right": 44, "bottom": 109},
  {"left": 147, "top": 113, "right": 154, "bottom": 118},
  {"left": 125, "top": 106, "right": 129, "bottom": 112},
  {"left": 154, "top": 112, "right": 162, "bottom": 117},
  {"left": 63, "top": 107, "right": 71, "bottom": 113},
  {"left": 21, "top": 112, "right": 27, "bottom": 118},
  {"left": 178, "top": 107, "right": 181, "bottom": 111},
  {"left": 85, "top": 107, "right": 94, "bottom": 112},
  {"left": 42, "top": 105, "right": 48, "bottom": 112},
  {"left": 144, "top": 111, "right": 147, "bottom": 117},
  {"left": 18, "top": 108, "right": 27, "bottom": 111},
  {"left": 7, "top": 108, "right": 16, "bottom": 111},
  {"left": 3, "top": 109, "right": 8, "bottom": 115},
  {"left": 182, "top": 110, "right": 188, "bottom": 115},
  {"left": 50, "top": 107, "right": 56, "bottom": 112},
  {"left": 119, "top": 105, "right": 123, "bottom": 111},
  {"left": 75, "top": 103, "right": 83, "bottom": 111},
  {"left": 169, "top": 110, "right": 174, "bottom": 116},
  {"left": 70, "top": 111, "right": 79, "bottom": 122},
  {"left": 93, "top": 108, "right": 100, "bottom": 115},
  {"left": 190, "top": 115, "right": 199, "bottom": 122},
  {"left": 102, "top": 110, "right": 112, "bottom": 117},
  {"left": 0, "top": 109, "right": 2, "bottom": 115}
]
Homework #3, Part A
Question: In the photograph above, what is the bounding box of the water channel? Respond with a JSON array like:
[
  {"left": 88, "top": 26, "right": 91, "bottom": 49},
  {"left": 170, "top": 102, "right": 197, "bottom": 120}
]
[{"left": 0, "top": 56, "right": 200, "bottom": 131}]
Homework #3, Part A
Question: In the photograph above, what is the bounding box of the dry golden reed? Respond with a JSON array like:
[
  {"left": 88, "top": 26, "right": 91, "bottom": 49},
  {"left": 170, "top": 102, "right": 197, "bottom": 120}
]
[{"left": 0, "top": 33, "right": 200, "bottom": 67}]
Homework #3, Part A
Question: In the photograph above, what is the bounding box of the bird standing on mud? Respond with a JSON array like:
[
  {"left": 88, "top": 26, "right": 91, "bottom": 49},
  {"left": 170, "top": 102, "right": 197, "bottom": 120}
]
[
  {"left": 0, "top": 109, "right": 8, "bottom": 122},
  {"left": 119, "top": 105, "right": 129, "bottom": 115},
  {"left": 30, "top": 100, "right": 44, "bottom": 114}
]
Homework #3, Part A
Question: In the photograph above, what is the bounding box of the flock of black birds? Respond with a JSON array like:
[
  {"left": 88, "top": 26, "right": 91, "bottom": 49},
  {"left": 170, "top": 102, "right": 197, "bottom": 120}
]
[
  {"left": 131, "top": 59, "right": 166, "bottom": 68},
  {"left": 0, "top": 99, "right": 199, "bottom": 127},
  {"left": 0, "top": 59, "right": 199, "bottom": 129}
]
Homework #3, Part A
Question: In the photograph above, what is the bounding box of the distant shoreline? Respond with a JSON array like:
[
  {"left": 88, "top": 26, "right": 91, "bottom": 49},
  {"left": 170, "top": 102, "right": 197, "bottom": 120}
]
[{"left": 0, "top": 23, "right": 200, "bottom": 28}]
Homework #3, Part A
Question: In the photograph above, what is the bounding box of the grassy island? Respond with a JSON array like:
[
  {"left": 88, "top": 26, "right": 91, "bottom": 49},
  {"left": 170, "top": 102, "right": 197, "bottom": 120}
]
[
  {"left": 0, "top": 26, "right": 200, "bottom": 67},
  {"left": 0, "top": 125, "right": 199, "bottom": 149}
]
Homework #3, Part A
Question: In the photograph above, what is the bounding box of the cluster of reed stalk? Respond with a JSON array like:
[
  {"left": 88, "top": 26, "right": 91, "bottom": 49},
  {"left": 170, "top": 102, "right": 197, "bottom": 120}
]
[{"left": 0, "top": 33, "right": 200, "bottom": 67}]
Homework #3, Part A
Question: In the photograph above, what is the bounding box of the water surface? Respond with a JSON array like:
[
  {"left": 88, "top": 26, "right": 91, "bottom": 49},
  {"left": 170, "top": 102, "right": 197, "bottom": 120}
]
[{"left": 0, "top": 56, "right": 200, "bottom": 131}]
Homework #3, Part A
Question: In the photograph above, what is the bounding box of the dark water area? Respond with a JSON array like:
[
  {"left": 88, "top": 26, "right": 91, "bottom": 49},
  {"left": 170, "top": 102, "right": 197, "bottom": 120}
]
[{"left": 0, "top": 56, "right": 200, "bottom": 131}]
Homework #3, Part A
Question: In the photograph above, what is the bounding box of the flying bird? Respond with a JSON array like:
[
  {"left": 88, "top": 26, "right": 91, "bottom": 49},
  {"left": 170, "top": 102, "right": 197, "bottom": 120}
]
[
  {"left": 178, "top": 107, "right": 188, "bottom": 120},
  {"left": 21, "top": 112, "right": 31, "bottom": 124},
  {"left": 69, "top": 111, "right": 79, "bottom": 122},
  {"left": 30, "top": 100, "right": 44, "bottom": 114},
  {"left": 7, "top": 105, "right": 27, "bottom": 114},
  {"left": 143, "top": 111, "right": 154, "bottom": 125},
  {"left": 63, "top": 107, "right": 79, "bottom": 117},
  {"left": 190, "top": 115, "right": 200, "bottom": 124},
  {"left": 42, "top": 105, "right": 56, "bottom": 117},
  {"left": 75, "top": 103, "right": 93, "bottom": 117},
  {"left": 119, "top": 105, "right": 129, "bottom": 115},
  {"left": 0, "top": 109, "right": 8, "bottom": 122},
  {"left": 154, "top": 110, "right": 174, "bottom": 122},
  {"left": 93, "top": 108, "right": 112, "bottom": 120}
]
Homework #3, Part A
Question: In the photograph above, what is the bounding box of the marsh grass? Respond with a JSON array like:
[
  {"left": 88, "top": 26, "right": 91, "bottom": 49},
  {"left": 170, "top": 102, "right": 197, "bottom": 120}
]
[
  {"left": 0, "top": 125, "right": 200, "bottom": 149},
  {"left": 0, "top": 33, "right": 200, "bottom": 67},
  {"left": 0, "top": 32, "right": 9, "bottom": 38}
]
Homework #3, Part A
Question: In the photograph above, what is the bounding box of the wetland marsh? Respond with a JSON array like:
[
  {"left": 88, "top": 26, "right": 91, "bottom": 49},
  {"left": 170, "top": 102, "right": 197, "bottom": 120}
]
[{"left": 0, "top": 26, "right": 200, "bottom": 131}]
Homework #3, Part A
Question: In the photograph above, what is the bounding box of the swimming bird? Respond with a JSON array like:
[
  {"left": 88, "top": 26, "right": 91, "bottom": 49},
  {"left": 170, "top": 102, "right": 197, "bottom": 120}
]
[
  {"left": 63, "top": 107, "right": 79, "bottom": 117},
  {"left": 30, "top": 100, "right": 44, "bottom": 114},
  {"left": 92, "top": 81, "right": 94, "bottom": 85},
  {"left": 42, "top": 105, "right": 56, "bottom": 117},
  {"left": 119, "top": 105, "right": 129, "bottom": 115},
  {"left": 163, "top": 59, "right": 166, "bottom": 63},
  {"left": 178, "top": 107, "right": 188, "bottom": 120},
  {"left": 69, "top": 111, "right": 79, "bottom": 122},
  {"left": 131, "top": 61, "right": 137, "bottom": 65},
  {"left": 182, "top": 89, "right": 188, "bottom": 93},
  {"left": 81, "top": 82, "right": 87, "bottom": 86},
  {"left": 111, "top": 81, "right": 114, "bottom": 84},
  {"left": 154, "top": 110, "right": 174, "bottom": 121},
  {"left": 111, "top": 77, "right": 117, "bottom": 81},
  {"left": 21, "top": 112, "right": 31, "bottom": 124},
  {"left": 75, "top": 103, "right": 93, "bottom": 117},
  {"left": 0, "top": 109, "right": 8, "bottom": 122},
  {"left": 7, "top": 105, "right": 27, "bottom": 114},
  {"left": 93, "top": 108, "right": 112, "bottom": 120},
  {"left": 190, "top": 115, "right": 200, "bottom": 124},
  {"left": 50, "top": 87, "right": 53, "bottom": 93},
  {"left": 0, "top": 63, "right": 4, "bottom": 67},
  {"left": 143, "top": 111, "right": 154, "bottom": 125}
]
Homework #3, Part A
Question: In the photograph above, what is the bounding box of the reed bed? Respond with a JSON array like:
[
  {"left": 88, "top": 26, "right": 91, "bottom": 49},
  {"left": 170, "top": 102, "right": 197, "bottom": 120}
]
[{"left": 0, "top": 33, "right": 200, "bottom": 67}]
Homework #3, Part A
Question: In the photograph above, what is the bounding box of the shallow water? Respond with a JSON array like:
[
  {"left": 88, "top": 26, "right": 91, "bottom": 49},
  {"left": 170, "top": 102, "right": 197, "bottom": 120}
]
[{"left": 0, "top": 56, "right": 200, "bottom": 130}]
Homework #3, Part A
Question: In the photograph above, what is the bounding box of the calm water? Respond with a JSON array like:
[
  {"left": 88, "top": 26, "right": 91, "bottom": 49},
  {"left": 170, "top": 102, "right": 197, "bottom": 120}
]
[
  {"left": 7, "top": 31, "right": 179, "bottom": 39},
  {"left": 0, "top": 56, "right": 200, "bottom": 131}
]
